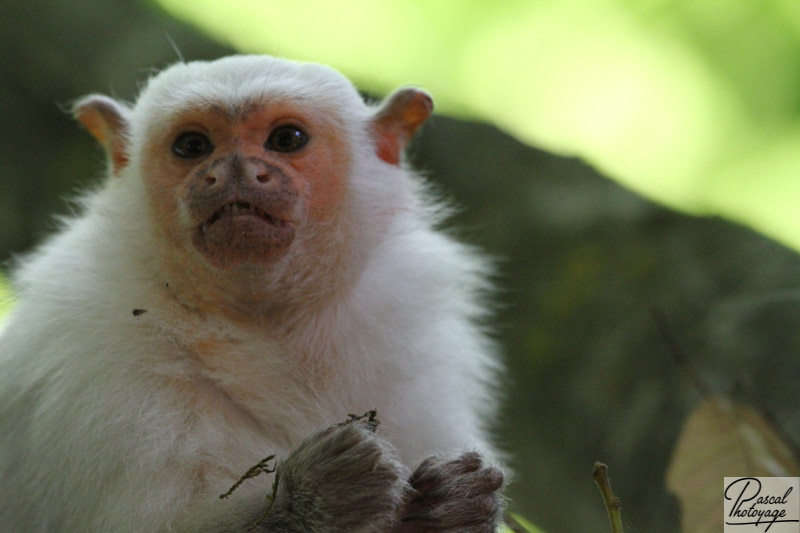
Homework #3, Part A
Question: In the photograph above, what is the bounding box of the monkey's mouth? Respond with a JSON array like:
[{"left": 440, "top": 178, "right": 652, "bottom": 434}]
[
  {"left": 203, "top": 201, "right": 289, "bottom": 230},
  {"left": 195, "top": 200, "right": 295, "bottom": 264}
]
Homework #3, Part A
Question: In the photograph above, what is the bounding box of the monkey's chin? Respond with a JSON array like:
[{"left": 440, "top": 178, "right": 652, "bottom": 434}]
[{"left": 193, "top": 214, "right": 295, "bottom": 269}]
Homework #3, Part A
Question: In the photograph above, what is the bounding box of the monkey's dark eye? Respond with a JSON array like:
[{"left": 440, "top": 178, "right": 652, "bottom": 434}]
[
  {"left": 172, "top": 132, "right": 214, "bottom": 158},
  {"left": 266, "top": 125, "right": 309, "bottom": 153}
]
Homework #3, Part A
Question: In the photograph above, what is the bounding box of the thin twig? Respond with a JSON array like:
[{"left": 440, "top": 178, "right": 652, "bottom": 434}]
[
  {"left": 338, "top": 409, "right": 380, "bottom": 432},
  {"left": 219, "top": 455, "right": 276, "bottom": 500},
  {"left": 249, "top": 469, "right": 281, "bottom": 531},
  {"left": 592, "top": 462, "right": 624, "bottom": 533}
]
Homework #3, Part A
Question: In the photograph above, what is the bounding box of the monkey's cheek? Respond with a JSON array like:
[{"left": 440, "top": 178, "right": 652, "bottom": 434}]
[{"left": 192, "top": 216, "right": 295, "bottom": 268}]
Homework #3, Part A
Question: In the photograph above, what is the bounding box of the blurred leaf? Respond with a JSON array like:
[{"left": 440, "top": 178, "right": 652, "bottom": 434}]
[
  {"left": 0, "top": 271, "right": 13, "bottom": 321},
  {"left": 504, "top": 513, "right": 547, "bottom": 533},
  {"left": 666, "top": 396, "right": 800, "bottom": 533},
  {"left": 152, "top": 0, "right": 800, "bottom": 252}
]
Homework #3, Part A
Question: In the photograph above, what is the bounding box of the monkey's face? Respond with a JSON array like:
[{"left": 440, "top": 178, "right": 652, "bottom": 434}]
[
  {"left": 140, "top": 102, "right": 351, "bottom": 271},
  {"left": 74, "top": 56, "right": 432, "bottom": 292}
]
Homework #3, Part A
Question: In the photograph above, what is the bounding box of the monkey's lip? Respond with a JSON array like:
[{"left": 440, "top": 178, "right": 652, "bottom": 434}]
[
  {"left": 203, "top": 200, "right": 289, "bottom": 229},
  {"left": 196, "top": 200, "right": 295, "bottom": 256}
]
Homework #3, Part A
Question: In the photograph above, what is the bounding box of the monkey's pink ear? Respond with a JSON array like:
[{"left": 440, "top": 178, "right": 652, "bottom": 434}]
[
  {"left": 371, "top": 88, "right": 433, "bottom": 166},
  {"left": 73, "top": 95, "right": 131, "bottom": 175}
]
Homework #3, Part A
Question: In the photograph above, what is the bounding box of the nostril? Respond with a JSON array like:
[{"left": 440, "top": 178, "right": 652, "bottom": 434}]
[
  {"left": 256, "top": 173, "right": 270, "bottom": 184},
  {"left": 205, "top": 176, "right": 217, "bottom": 186}
]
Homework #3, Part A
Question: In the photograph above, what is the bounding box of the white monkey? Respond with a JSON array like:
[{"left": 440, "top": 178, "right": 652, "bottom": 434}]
[{"left": 0, "top": 55, "right": 504, "bottom": 532}]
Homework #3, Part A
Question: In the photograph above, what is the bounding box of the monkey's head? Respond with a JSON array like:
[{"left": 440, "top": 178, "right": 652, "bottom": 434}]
[{"left": 73, "top": 56, "right": 432, "bottom": 308}]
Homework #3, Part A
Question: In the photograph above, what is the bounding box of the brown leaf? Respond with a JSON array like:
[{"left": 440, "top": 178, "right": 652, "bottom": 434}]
[{"left": 666, "top": 396, "right": 800, "bottom": 533}]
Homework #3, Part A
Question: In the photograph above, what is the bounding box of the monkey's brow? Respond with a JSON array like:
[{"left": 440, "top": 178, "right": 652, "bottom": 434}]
[{"left": 207, "top": 102, "right": 261, "bottom": 122}]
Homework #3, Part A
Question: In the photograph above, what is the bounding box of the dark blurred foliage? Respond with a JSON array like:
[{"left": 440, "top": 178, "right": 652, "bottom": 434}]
[
  {"left": 418, "top": 119, "right": 800, "bottom": 531},
  {"left": 1, "top": 2, "right": 799, "bottom": 532},
  {"left": 0, "top": 1, "right": 232, "bottom": 255}
]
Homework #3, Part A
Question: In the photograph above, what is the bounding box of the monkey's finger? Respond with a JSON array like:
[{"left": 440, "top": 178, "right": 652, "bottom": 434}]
[
  {"left": 408, "top": 452, "right": 483, "bottom": 488},
  {"left": 438, "top": 525, "right": 496, "bottom": 533},
  {"left": 401, "top": 493, "right": 499, "bottom": 528},
  {"left": 409, "top": 466, "right": 504, "bottom": 504}
]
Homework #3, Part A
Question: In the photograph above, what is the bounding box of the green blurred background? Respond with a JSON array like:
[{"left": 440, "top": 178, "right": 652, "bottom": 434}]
[{"left": 2, "top": 1, "right": 800, "bottom": 532}]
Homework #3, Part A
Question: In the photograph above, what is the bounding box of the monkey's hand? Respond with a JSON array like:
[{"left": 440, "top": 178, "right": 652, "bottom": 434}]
[
  {"left": 392, "top": 452, "right": 505, "bottom": 533},
  {"left": 257, "top": 421, "right": 406, "bottom": 533}
]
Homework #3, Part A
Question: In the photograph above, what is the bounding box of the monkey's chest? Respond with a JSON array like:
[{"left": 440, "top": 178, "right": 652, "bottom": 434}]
[{"left": 181, "top": 335, "right": 361, "bottom": 437}]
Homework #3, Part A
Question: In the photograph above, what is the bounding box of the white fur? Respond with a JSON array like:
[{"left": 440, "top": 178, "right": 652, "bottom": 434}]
[{"left": 0, "top": 56, "right": 500, "bottom": 532}]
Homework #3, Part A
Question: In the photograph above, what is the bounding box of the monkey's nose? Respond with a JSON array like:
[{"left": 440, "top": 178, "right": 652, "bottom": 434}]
[
  {"left": 244, "top": 158, "right": 272, "bottom": 185},
  {"left": 204, "top": 157, "right": 272, "bottom": 188},
  {"left": 234, "top": 158, "right": 271, "bottom": 185}
]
